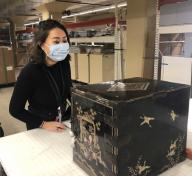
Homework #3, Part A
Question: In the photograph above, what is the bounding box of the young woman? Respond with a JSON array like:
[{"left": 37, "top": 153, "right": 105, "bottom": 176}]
[{"left": 9, "top": 19, "right": 72, "bottom": 132}]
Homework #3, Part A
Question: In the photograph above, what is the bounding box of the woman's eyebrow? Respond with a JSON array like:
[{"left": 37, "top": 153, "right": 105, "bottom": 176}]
[{"left": 51, "top": 36, "right": 67, "bottom": 39}]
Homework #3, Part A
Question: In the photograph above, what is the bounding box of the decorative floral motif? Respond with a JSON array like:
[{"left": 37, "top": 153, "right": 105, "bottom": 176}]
[
  {"left": 128, "top": 156, "right": 151, "bottom": 176},
  {"left": 160, "top": 135, "right": 185, "bottom": 172},
  {"left": 166, "top": 139, "right": 178, "bottom": 157},
  {"left": 169, "top": 110, "right": 178, "bottom": 122},
  {"left": 95, "top": 122, "right": 101, "bottom": 131}
]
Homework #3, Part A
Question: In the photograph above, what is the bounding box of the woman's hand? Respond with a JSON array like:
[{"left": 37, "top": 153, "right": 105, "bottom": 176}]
[{"left": 41, "top": 121, "right": 65, "bottom": 132}]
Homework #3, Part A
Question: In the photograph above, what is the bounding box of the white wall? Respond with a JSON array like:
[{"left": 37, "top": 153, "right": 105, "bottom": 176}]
[
  {"left": 160, "top": 0, "right": 192, "bottom": 26},
  {"left": 160, "top": 1, "right": 192, "bottom": 57}
]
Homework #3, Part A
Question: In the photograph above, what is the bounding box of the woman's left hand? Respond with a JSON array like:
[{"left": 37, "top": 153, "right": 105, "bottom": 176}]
[{"left": 41, "top": 121, "right": 65, "bottom": 132}]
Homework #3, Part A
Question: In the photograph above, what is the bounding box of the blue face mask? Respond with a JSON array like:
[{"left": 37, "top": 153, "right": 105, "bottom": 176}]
[{"left": 47, "top": 43, "right": 69, "bottom": 62}]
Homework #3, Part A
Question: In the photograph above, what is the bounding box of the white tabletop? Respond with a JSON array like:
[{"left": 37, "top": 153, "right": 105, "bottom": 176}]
[{"left": 0, "top": 128, "right": 192, "bottom": 176}]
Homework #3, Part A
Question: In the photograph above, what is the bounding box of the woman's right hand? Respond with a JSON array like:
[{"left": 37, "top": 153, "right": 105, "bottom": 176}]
[{"left": 41, "top": 121, "right": 65, "bottom": 132}]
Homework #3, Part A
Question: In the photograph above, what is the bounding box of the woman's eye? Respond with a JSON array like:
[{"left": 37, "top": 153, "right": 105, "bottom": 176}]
[
  {"left": 63, "top": 40, "right": 68, "bottom": 43},
  {"left": 54, "top": 41, "right": 60, "bottom": 44}
]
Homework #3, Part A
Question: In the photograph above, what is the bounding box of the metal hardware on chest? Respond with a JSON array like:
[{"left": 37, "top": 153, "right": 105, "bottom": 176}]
[
  {"left": 112, "top": 146, "right": 118, "bottom": 156},
  {"left": 112, "top": 127, "right": 118, "bottom": 137},
  {"left": 112, "top": 164, "right": 118, "bottom": 174}
]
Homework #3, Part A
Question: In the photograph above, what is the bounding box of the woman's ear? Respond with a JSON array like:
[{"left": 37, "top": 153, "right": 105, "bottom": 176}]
[
  {"left": 41, "top": 43, "right": 48, "bottom": 55},
  {"left": 40, "top": 42, "right": 46, "bottom": 50},
  {"left": 38, "top": 42, "right": 42, "bottom": 47}
]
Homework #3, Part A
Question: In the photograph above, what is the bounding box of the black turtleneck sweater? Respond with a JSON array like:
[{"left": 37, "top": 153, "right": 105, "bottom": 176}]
[{"left": 9, "top": 59, "right": 72, "bottom": 130}]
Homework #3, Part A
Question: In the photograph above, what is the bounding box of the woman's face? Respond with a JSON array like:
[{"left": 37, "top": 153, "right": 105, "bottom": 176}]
[
  {"left": 41, "top": 27, "right": 68, "bottom": 66},
  {"left": 41, "top": 27, "right": 68, "bottom": 55}
]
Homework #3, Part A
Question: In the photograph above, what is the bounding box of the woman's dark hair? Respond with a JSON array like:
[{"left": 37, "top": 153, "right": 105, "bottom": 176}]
[{"left": 30, "top": 19, "right": 70, "bottom": 63}]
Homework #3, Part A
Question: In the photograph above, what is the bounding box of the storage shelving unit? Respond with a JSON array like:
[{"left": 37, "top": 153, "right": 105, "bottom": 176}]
[
  {"left": 0, "top": 23, "right": 11, "bottom": 47},
  {"left": 68, "top": 20, "right": 116, "bottom": 83},
  {"left": 70, "top": 36, "right": 115, "bottom": 43},
  {"left": 15, "top": 28, "right": 34, "bottom": 67}
]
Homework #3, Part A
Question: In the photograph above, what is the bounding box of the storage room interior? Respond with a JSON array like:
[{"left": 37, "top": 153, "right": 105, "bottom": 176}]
[{"left": 0, "top": 0, "right": 192, "bottom": 176}]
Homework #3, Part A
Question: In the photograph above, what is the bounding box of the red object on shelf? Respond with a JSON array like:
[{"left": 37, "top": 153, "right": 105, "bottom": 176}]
[
  {"left": 16, "top": 27, "right": 36, "bottom": 34},
  {"left": 186, "top": 148, "right": 192, "bottom": 160}
]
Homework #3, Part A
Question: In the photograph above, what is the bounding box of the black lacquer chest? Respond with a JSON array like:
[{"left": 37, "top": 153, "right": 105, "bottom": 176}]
[{"left": 71, "top": 77, "right": 190, "bottom": 176}]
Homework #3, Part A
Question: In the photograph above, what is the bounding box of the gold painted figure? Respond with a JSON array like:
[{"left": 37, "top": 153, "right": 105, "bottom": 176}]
[
  {"left": 140, "top": 115, "right": 155, "bottom": 128},
  {"left": 128, "top": 156, "right": 151, "bottom": 176},
  {"left": 76, "top": 105, "right": 107, "bottom": 171},
  {"left": 167, "top": 139, "right": 178, "bottom": 158},
  {"left": 169, "top": 110, "right": 178, "bottom": 121},
  {"left": 136, "top": 161, "right": 151, "bottom": 175}
]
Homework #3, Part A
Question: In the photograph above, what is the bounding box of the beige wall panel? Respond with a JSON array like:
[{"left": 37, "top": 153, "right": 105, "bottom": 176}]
[
  {"left": 143, "top": 59, "right": 154, "bottom": 79},
  {"left": 77, "top": 54, "right": 89, "bottom": 83},
  {"left": 102, "top": 54, "right": 114, "bottom": 82},
  {"left": 90, "top": 54, "right": 103, "bottom": 84},
  {"left": 122, "top": 30, "right": 127, "bottom": 78},
  {"left": 126, "top": 15, "right": 147, "bottom": 78},
  {"left": 126, "top": 0, "right": 157, "bottom": 79},
  {"left": 143, "top": 0, "right": 157, "bottom": 79},
  {"left": 70, "top": 53, "right": 77, "bottom": 80},
  {"left": 90, "top": 54, "right": 114, "bottom": 84}
]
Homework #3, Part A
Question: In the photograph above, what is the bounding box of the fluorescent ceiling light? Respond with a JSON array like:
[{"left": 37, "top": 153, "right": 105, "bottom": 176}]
[
  {"left": 62, "top": 2, "right": 127, "bottom": 19},
  {"left": 24, "top": 21, "right": 39, "bottom": 26}
]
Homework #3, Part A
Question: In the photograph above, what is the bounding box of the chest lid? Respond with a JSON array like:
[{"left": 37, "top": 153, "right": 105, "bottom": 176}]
[{"left": 72, "top": 77, "right": 190, "bottom": 104}]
